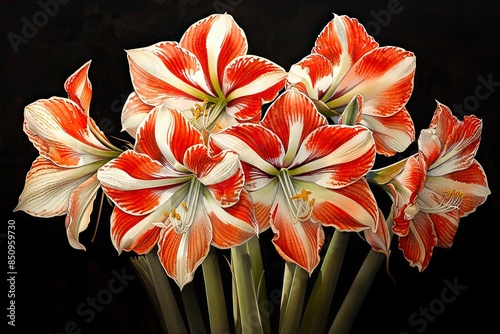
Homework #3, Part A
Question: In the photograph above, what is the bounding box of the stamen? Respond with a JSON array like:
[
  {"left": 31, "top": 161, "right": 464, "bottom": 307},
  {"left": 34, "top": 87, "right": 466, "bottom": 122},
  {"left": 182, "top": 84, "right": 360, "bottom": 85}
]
[
  {"left": 441, "top": 189, "right": 465, "bottom": 210},
  {"left": 290, "top": 188, "right": 315, "bottom": 223}
]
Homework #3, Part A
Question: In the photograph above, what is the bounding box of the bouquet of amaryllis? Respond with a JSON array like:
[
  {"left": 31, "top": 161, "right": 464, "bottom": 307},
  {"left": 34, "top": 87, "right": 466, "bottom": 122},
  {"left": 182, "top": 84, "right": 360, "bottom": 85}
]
[{"left": 15, "top": 13, "right": 490, "bottom": 334}]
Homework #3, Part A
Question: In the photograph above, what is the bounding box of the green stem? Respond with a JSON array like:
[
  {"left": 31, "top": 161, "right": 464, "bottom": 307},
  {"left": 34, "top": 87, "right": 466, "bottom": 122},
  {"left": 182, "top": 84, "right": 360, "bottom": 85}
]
[
  {"left": 279, "top": 264, "right": 309, "bottom": 334},
  {"left": 328, "top": 249, "right": 385, "bottom": 334},
  {"left": 328, "top": 217, "right": 395, "bottom": 334},
  {"left": 247, "top": 236, "right": 271, "bottom": 334},
  {"left": 202, "top": 247, "right": 230, "bottom": 334},
  {"left": 142, "top": 251, "right": 188, "bottom": 334},
  {"left": 232, "top": 243, "right": 264, "bottom": 334},
  {"left": 299, "top": 230, "right": 350, "bottom": 334},
  {"left": 279, "top": 261, "right": 295, "bottom": 329},
  {"left": 181, "top": 282, "right": 207, "bottom": 334}
]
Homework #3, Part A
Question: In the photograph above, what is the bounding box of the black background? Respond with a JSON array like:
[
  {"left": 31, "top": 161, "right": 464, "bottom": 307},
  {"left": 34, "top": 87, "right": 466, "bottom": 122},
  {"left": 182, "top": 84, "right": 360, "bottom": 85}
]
[{"left": 1, "top": 1, "right": 499, "bottom": 333}]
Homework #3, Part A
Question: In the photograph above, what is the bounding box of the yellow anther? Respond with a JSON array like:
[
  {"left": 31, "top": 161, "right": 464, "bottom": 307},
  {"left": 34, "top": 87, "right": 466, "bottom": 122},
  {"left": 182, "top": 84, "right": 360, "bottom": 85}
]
[
  {"left": 290, "top": 188, "right": 311, "bottom": 201},
  {"left": 310, "top": 198, "right": 316, "bottom": 207},
  {"left": 170, "top": 208, "right": 181, "bottom": 220},
  {"left": 181, "top": 201, "right": 188, "bottom": 211}
]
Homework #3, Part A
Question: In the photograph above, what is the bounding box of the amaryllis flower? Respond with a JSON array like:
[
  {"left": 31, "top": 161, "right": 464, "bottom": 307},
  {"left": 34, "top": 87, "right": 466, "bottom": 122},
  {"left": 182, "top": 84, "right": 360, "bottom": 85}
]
[
  {"left": 122, "top": 13, "right": 287, "bottom": 137},
  {"left": 14, "top": 61, "right": 123, "bottom": 250},
  {"left": 209, "top": 88, "right": 379, "bottom": 274},
  {"left": 286, "top": 14, "right": 416, "bottom": 157},
  {"left": 367, "top": 102, "right": 490, "bottom": 270},
  {"left": 97, "top": 104, "right": 258, "bottom": 288}
]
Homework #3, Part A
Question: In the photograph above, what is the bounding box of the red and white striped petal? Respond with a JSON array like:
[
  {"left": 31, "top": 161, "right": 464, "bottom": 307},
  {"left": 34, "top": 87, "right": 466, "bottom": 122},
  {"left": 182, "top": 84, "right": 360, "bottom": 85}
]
[
  {"left": 247, "top": 179, "right": 279, "bottom": 232},
  {"left": 287, "top": 53, "right": 336, "bottom": 101},
  {"left": 363, "top": 209, "right": 391, "bottom": 255},
  {"left": 64, "top": 60, "right": 92, "bottom": 113},
  {"left": 291, "top": 125, "right": 375, "bottom": 188},
  {"left": 312, "top": 14, "right": 378, "bottom": 94},
  {"left": 184, "top": 145, "right": 244, "bottom": 207},
  {"left": 24, "top": 97, "right": 116, "bottom": 167},
  {"left": 270, "top": 187, "right": 325, "bottom": 274},
  {"left": 157, "top": 204, "right": 212, "bottom": 289},
  {"left": 360, "top": 107, "right": 415, "bottom": 156},
  {"left": 398, "top": 212, "right": 438, "bottom": 271},
  {"left": 97, "top": 150, "right": 190, "bottom": 215},
  {"left": 180, "top": 13, "right": 248, "bottom": 96},
  {"left": 328, "top": 47, "right": 415, "bottom": 116},
  {"left": 428, "top": 211, "right": 460, "bottom": 248},
  {"left": 262, "top": 88, "right": 328, "bottom": 167},
  {"left": 422, "top": 103, "right": 482, "bottom": 175},
  {"left": 307, "top": 178, "right": 378, "bottom": 231},
  {"left": 65, "top": 174, "right": 101, "bottom": 250},
  {"left": 205, "top": 188, "right": 258, "bottom": 248},
  {"left": 110, "top": 206, "right": 162, "bottom": 254},
  {"left": 135, "top": 105, "right": 203, "bottom": 172},
  {"left": 209, "top": 123, "right": 283, "bottom": 176},
  {"left": 121, "top": 92, "right": 154, "bottom": 139},
  {"left": 127, "top": 42, "right": 214, "bottom": 109},
  {"left": 14, "top": 157, "right": 98, "bottom": 217},
  {"left": 223, "top": 55, "right": 286, "bottom": 121},
  {"left": 422, "top": 161, "right": 490, "bottom": 218}
]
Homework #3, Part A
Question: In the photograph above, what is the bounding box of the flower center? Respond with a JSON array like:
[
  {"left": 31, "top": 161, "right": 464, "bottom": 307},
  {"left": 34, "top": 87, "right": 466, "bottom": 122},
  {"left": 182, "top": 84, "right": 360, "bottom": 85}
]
[
  {"left": 164, "top": 202, "right": 190, "bottom": 233},
  {"left": 417, "top": 189, "right": 465, "bottom": 215},
  {"left": 162, "top": 180, "right": 201, "bottom": 234},
  {"left": 440, "top": 189, "right": 465, "bottom": 210},
  {"left": 278, "top": 170, "right": 316, "bottom": 224},
  {"left": 189, "top": 98, "right": 226, "bottom": 138},
  {"left": 290, "top": 188, "right": 316, "bottom": 223}
]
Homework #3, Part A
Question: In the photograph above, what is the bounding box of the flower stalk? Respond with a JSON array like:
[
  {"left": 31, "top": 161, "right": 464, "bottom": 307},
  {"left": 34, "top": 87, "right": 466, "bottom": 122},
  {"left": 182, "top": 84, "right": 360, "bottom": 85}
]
[
  {"left": 231, "top": 243, "right": 264, "bottom": 334},
  {"left": 202, "top": 247, "right": 230, "bottom": 334},
  {"left": 299, "top": 230, "right": 350, "bottom": 334}
]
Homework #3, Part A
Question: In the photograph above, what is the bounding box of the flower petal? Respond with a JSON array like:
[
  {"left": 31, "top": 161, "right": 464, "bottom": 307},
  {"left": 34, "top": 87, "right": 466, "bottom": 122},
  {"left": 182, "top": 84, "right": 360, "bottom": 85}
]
[
  {"left": 209, "top": 123, "right": 283, "bottom": 176},
  {"left": 428, "top": 211, "right": 459, "bottom": 248},
  {"left": 98, "top": 150, "right": 190, "bottom": 215},
  {"left": 65, "top": 174, "right": 100, "bottom": 250},
  {"left": 286, "top": 53, "right": 335, "bottom": 101},
  {"left": 398, "top": 212, "right": 438, "bottom": 271},
  {"left": 157, "top": 205, "right": 212, "bottom": 289},
  {"left": 364, "top": 209, "right": 391, "bottom": 254},
  {"left": 184, "top": 145, "right": 244, "bottom": 207},
  {"left": 421, "top": 102, "right": 483, "bottom": 175},
  {"left": 262, "top": 88, "right": 328, "bottom": 167},
  {"left": 64, "top": 60, "right": 92, "bottom": 113},
  {"left": 247, "top": 179, "right": 279, "bottom": 232},
  {"left": 121, "top": 92, "right": 154, "bottom": 138},
  {"left": 110, "top": 206, "right": 161, "bottom": 254},
  {"left": 328, "top": 47, "right": 415, "bottom": 116},
  {"left": 291, "top": 125, "right": 375, "bottom": 188},
  {"left": 127, "top": 41, "right": 214, "bottom": 108},
  {"left": 24, "top": 97, "right": 115, "bottom": 167},
  {"left": 135, "top": 105, "right": 203, "bottom": 171},
  {"left": 180, "top": 13, "right": 247, "bottom": 95},
  {"left": 270, "top": 186, "right": 325, "bottom": 274},
  {"left": 361, "top": 107, "right": 415, "bottom": 156},
  {"left": 14, "top": 157, "right": 97, "bottom": 217},
  {"left": 205, "top": 188, "right": 258, "bottom": 247},
  {"left": 312, "top": 14, "right": 378, "bottom": 91},
  {"left": 306, "top": 178, "right": 378, "bottom": 231},
  {"left": 223, "top": 55, "right": 286, "bottom": 121}
]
